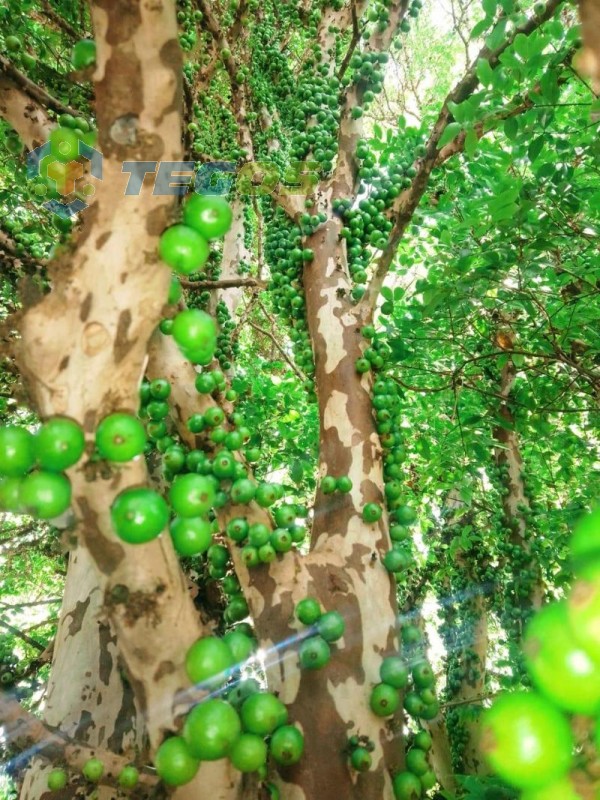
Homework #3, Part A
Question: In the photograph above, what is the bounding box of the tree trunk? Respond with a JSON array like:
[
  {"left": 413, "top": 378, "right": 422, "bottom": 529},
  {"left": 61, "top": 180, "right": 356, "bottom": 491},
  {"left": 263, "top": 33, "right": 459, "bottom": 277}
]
[
  {"left": 148, "top": 217, "right": 402, "bottom": 800},
  {"left": 20, "top": 548, "right": 140, "bottom": 800}
]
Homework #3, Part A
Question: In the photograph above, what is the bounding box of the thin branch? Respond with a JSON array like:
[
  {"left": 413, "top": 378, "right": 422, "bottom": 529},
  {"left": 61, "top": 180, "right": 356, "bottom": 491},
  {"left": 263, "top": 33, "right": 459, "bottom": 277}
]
[
  {"left": 0, "top": 56, "right": 78, "bottom": 117},
  {"left": 179, "top": 277, "right": 265, "bottom": 290},
  {"left": 40, "top": 0, "right": 80, "bottom": 39},
  {"left": 0, "top": 619, "right": 46, "bottom": 652},
  {"left": 0, "top": 694, "right": 158, "bottom": 788}
]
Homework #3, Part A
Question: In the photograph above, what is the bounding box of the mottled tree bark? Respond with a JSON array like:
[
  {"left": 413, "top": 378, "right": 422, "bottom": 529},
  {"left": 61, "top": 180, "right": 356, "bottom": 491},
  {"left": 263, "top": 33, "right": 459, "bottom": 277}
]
[{"left": 14, "top": 3, "right": 241, "bottom": 798}]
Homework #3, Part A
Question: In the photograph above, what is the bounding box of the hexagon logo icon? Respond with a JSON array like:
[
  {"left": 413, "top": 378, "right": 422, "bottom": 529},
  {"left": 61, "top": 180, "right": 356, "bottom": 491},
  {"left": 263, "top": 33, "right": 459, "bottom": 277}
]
[{"left": 27, "top": 139, "right": 103, "bottom": 218}]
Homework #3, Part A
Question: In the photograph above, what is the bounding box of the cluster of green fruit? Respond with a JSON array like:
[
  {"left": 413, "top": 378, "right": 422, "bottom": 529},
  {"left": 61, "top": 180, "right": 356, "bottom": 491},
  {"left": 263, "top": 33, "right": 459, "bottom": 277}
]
[
  {"left": 47, "top": 762, "right": 139, "bottom": 792},
  {"left": 287, "top": 64, "right": 340, "bottom": 174},
  {"left": 482, "top": 507, "right": 600, "bottom": 799},
  {"left": 0, "top": 420, "right": 80, "bottom": 519},
  {"left": 154, "top": 633, "right": 304, "bottom": 785},
  {"left": 3, "top": 33, "right": 37, "bottom": 70},
  {"left": 159, "top": 194, "right": 233, "bottom": 276},
  {"left": 320, "top": 474, "right": 353, "bottom": 494},
  {"left": 264, "top": 209, "right": 316, "bottom": 392},
  {"left": 347, "top": 51, "right": 388, "bottom": 120},
  {"left": 294, "top": 598, "right": 345, "bottom": 670},
  {"left": 346, "top": 734, "right": 376, "bottom": 772},
  {"left": 0, "top": 642, "right": 27, "bottom": 687},
  {"left": 226, "top": 500, "right": 306, "bottom": 567},
  {"left": 391, "top": 730, "right": 436, "bottom": 800},
  {"left": 0, "top": 212, "right": 50, "bottom": 261},
  {"left": 176, "top": 6, "right": 202, "bottom": 51}
]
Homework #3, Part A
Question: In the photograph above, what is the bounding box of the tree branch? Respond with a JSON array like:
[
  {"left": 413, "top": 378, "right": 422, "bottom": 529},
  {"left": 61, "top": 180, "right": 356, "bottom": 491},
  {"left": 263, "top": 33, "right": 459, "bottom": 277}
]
[
  {"left": 0, "top": 56, "right": 77, "bottom": 118},
  {"left": 360, "top": 0, "right": 566, "bottom": 313},
  {"left": 0, "top": 694, "right": 158, "bottom": 788},
  {"left": 179, "top": 277, "right": 265, "bottom": 290}
]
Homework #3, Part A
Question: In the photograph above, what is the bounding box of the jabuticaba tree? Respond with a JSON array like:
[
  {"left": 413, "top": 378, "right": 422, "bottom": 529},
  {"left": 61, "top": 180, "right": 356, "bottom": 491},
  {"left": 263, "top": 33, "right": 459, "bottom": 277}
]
[{"left": 0, "top": 1, "right": 600, "bottom": 800}]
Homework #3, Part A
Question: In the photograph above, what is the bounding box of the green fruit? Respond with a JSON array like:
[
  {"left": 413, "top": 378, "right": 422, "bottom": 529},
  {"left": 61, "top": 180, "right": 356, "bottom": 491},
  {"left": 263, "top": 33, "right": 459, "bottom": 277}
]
[
  {"left": 370, "top": 683, "right": 400, "bottom": 717},
  {"left": 269, "top": 724, "right": 304, "bottom": 765},
  {"left": 35, "top": 417, "right": 85, "bottom": 471},
  {"left": 380, "top": 656, "right": 409, "bottom": 689},
  {"left": 5, "top": 35, "right": 21, "bottom": 51},
  {"left": 150, "top": 378, "right": 171, "bottom": 400},
  {"left": 321, "top": 475, "right": 336, "bottom": 494},
  {"left": 117, "top": 766, "right": 139, "bottom": 789},
  {"left": 255, "top": 482, "right": 277, "bottom": 507},
  {"left": 316, "top": 610, "right": 345, "bottom": 642},
  {"left": 170, "top": 516, "right": 212, "bottom": 556},
  {"left": 155, "top": 736, "right": 199, "bottom": 785},
  {"left": 229, "top": 733, "right": 267, "bottom": 772},
  {"left": 248, "top": 522, "right": 270, "bottom": 547},
  {"left": 183, "top": 194, "right": 233, "bottom": 241},
  {"left": 47, "top": 769, "right": 68, "bottom": 791},
  {"left": 183, "top": 699, "right": 242, "bottom": 760},
  {"left": 336, "top": 476, "right": 353, "bottom": 493},
  {"left": 185, "top": 636, "right": 235, "bottom": 687},
  {"left": 96, "top": 413, "right": 146, "bottom": 462},
  {"left": 568, "top": 563, "right": 600, "bottom": 663},
  {"left": 0, "top": 426, "right": 35, "bottom": 476},
  {"left": 419, "top": 770, "right": 436, "bottom": 791},
  {"left": 524, "top": 600, "right": 600, "bottom": 715},
  {"left": 362, "top": 502, "right": 382, "bottom": 523},
  {"left": 258, "top": 542, "right": 276, "bottom": 563},
  {"left": 274, "top": 504, "right": 296, "bottom": 527},
  {"left": 392, "top": 770, "right": 422, "bottom": 799},
  {"left": 299, "top": 635, "right": 331, "bottom": 669},
  {"left": 227, "top": 517, "right": 249, "bottom": 542},
  {"left": 481, "top": 691, "right": 573, "bottom": 789},
  {"left": 170, "top": 473, "right": 215, "bottom": 517},
  {"left": 412, "top": 661, "right": 435, "bottom": 689},
  {"left": 413, "top": 730, "right": 432, "bottom": 751},
  {"left": 82, "top": 758, "right": 104, "bottom": 782},
  {"left": 350, "top": 746, "right": 372, "bottom": 771},
  {"left": 208, "top": 543, "right": 229, "bottom": 568},
  {"left": 159, "top": 224, "right": 209, "bottom": 275},
  {"left": 20, "top": 471, "right": 71, "bottom": 519},
  {"left": 110, "top": 487, "right": 168, "bottom": 543},
  {"left": 403, "top": 692, "right": 425, "bottom": 718},
  {"left": 230, "top": 478, "right": 256, "bottom": 504},
  {"left": 383, "top": 550, "right": 406, "bottom": 572},
  {"left": 172, "top": 308, "right": 217, "bottom": 354},
  {"left": 295, "top": 597, "right": 322, "bottom": 625},
  {"left": 228, "top": 677, "right": 261, "bottom": 708},
  {"left": 405, "top": 748, "right": 428, "bottom": 776},
  {"left": 271, "top": 527, "right": 293, "bottom": 553},
  {"left": 395, "top": 505, "right": 417, "bottom": 525},
  {"left": 240, "top": 692, "right": 288, "bottom": 736},
  {"left": 0, "top": 477, "right": 22, "bottom": 512},
  {"left": 223, "top": 630, "right": 256, "bottom": 663},
  {"left": 71, "top": 39, "right": 96, "bottom": 69}
]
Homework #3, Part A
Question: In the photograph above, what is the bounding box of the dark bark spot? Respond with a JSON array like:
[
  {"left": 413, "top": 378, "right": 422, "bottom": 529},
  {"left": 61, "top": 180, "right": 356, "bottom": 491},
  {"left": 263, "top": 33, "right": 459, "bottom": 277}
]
[
  {"left": 80, "top": 292, "right": 93, "bottom": 322},
  {"left": 97, "top": 0, "right": 142, "bottom": 45},
  {"left": 59, "top": 355, "right": 70, "bottom": 371},
  {"left": 146, "top": 204, "right": 170, "bottom": 236},
  {"left": 113, "top": 309, "right": 137, "bottom": 363},
  {"left": 158, "top": 39, "right": 183, "bottom": 122},
  {"left": 154, "top": 660, "right": 176, "bottom": 681},
  {"left": 66, "top": 596, "right": 91, "bottom": 636},
  {"left": 73, "top": 709, "right": 95, "bottom": 741},
  {"left": 96, "top": 232, "right": 111, "bottom": 250},
  {"left": 98, "top": 622, "right": 116, "bottom": 686},
  {"left": 78, "top": 497, "right": 125, "bottom": 575}
]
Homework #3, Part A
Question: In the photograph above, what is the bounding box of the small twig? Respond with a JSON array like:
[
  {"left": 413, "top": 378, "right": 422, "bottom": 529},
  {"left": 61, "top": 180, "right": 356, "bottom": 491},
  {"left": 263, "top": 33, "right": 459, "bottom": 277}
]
[
  {"left": 0, "top": 620, "right": 46, "bottom": 652},
  {"left": 248, "top": 320, "right": 307, "bottom": 382},
  {"left": 179, "top": 277, "right": 265, "bottom": 290}
]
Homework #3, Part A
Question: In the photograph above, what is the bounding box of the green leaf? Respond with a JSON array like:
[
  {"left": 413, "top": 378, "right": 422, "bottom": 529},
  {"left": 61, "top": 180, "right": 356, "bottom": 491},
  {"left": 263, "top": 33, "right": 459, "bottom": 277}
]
[
  {"left": 504, "top": 116, "right": 519, "bottom": 140},
  {"left": 476, "top": 58, "right": 495, "bottom": 87},
  {"left": 437, "top": 122, "right": 462, "bottom": 149},
  {"left": 464, "top": 127, "right": 479, "bottom": 158},
  {"left": 528, "top": 136, "right": 545, "bottom": 163}
]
